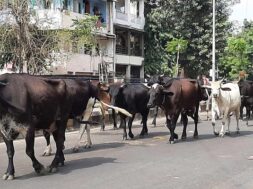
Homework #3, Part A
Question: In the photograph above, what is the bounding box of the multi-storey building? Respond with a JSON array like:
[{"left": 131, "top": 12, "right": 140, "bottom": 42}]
[{"left": 31, "top": 0, "right": 145, "bottom": 81}]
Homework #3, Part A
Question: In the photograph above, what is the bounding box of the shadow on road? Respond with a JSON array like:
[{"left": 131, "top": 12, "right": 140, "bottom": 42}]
[
  {"left": 60, "top": 156, "right": 117, "bottom": 174},
  {"left": 64, "top": 142, "right": 126, "bottom": 154},
  {"left": 16, "top": 157, "right": 117, "bottom": 180}
]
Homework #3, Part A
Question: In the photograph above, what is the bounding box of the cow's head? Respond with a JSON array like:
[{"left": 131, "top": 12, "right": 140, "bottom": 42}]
[
  {"left": 147, "top": 83, "right": 174, "bottom": 108},
  {"left": 97, "top": 82, "right": 111, "bottom": 105},
  {"left": 147, "top": 74, "right": 165, "bottom": 86},
  {"left": 210, "top": 80, "right": 231, "bottom": 99}
]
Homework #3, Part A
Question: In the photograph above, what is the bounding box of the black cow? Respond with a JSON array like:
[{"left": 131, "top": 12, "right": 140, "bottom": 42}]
[
  {"left": 238, "top": 79, "right": 253, "bottom": 125},
  {"left": 107, "top": 83, "right": 150, "bottom": 140},
  {"left": 147, "top": 79, "right": 208, "bottom": 144},
  {"left": 0, "top": 73, "right": 71, "bottom": 180},
  {"left": 146, "top": 74, "right": 171, "bottom": 126},
  {"left": 42, "top": 79, "right": 99, "bottom": 154}
]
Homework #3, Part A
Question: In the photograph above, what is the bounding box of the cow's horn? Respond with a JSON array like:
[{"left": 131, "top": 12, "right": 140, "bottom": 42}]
[
  {"left": 100, "top": 101, "right": 132, "bottom": 117},
  {"left": 0, "top": 81, "right": 7, "bottom": 86},
  {"left": 202, "top": 85, "right": 212, "bottom": 89}
]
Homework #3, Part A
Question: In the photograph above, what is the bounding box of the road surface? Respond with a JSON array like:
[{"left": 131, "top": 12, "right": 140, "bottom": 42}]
[{"left": 1, "top": 113, "right": 253, "bottom": 189}]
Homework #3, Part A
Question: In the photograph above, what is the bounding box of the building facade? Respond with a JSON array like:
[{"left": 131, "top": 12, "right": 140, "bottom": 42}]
[{"left": 32, "top": 0, "right": 145, "bottom": 81}]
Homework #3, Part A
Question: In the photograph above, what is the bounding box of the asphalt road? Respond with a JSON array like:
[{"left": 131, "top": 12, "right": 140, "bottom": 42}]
[{"left": 1, "top": 113, "right": 253, "bottom": 189}]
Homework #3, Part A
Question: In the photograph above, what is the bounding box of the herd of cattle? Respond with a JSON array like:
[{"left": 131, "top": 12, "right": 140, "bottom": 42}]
[{"left": 0, "top": 73, "right": 253, "bottom": 180}]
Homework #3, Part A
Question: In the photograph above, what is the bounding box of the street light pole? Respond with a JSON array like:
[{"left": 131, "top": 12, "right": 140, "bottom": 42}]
[{"left": 212, "top": 0, "right": 216, "bottom": 82}]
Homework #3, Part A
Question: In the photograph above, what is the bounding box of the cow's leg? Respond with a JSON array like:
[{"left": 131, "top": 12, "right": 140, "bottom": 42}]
[
  {"left": 85, "top": 124, "right": 92, "bottom": 148},
  {"left": 121, "top": 115, "right": 127, "bottom": 140},
  {"left": 167, "top": 113, "right": 179, "bottom": 144},
  {"left": 226, "top": 115, "right": 231, "bottom": 135},
  {"left": 235, "top": 108, "right": 240, "bottom": 134},
  {"left": 128, "top": 114, "right": 135, "bottom": 139},
  {"left": 240, "top": 105, "right": 244, "bottom": 119},
  {"left": 212, "top": 99, "right": 219, "bottom": 136},
  {"left": 25, "top": 127, "right": 45, "bottom": 174},
  {"left": 152, "top": 106, "right": 159, "bottom": 127},
  {"left": 181, "top": 113, "right": 188, "bottom": 140},
  {"left": 48, "top": 120, "right": 67, "bottom": 172},
  {"left": 220, "top": 111, "right": 228, "bottom": 137},
  {"left": 2, "top": 137, "right": 15, "bottom": 180},
  {"left": 193, "top": 106, "right": 199, "bottom": 139},
  {"left": 140, "top": 111, "right": 149, "bottom": 137},
  {"left": 119, "top": 117, "right": 124, "bottom": 129},
  {"left": 112, "top": 109, "right": 118, "bottom": 129},
  {"left": 206, "top": 97, "right": 211, "bottom": 120},
  {"left": 100, "top": 105, "right": 106, "bottom": 131},
  {"left": 246, "top": 106, "right": 250, "bottom": 126},
  {"left": 42, "top": 130, "right": 52, "bottom": 156},
  {"left": 73, "top": 123, "right": 86, "bottom": 152}
]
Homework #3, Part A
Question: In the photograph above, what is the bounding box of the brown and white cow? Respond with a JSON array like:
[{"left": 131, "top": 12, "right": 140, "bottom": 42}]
[{"left": 147, "top": 78, "right": 208, "bottom": 144}]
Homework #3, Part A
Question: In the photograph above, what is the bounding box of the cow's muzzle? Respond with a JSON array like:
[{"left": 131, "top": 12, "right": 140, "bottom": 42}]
[
  {"left": 213, "top": 94, "right": 218, "bottom": 98},
  {"left": 147, "top": 103, "right": 155, "bottom": 108}
]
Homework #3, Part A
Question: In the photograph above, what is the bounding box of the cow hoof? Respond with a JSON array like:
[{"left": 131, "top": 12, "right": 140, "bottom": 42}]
[
  {"left": 213, "top": 131, "right": 219, "bottom": 136},
  {"left": 169, "top": 141, "right": 175, "bottom": 144},
  {"left": 174, "top": 134, "right": 178, "bottom": 140},
  {"left": 42, "top": 152, "right": 51, "bottom": 156},
  {"left": 181, "top": 136, "right": 186, "bottom": 140},
  {"left": 72, "top": 147, "right": 80, "bottom": 153},
  {"left": 219, "top": 133, "right": 225, "bottom": 137},
  {"left": 85, "top": 144, "right": 92, "bottom": 149},
  {"left": 129, "top": 133, "right": 134, "bottom": 139},
  {"left": 7, "top": 175, "right": 14, "bottom": 180},
  {"left": 58, "top": 162, "right": 64, "bottom": 167},
  {"left": 2, "top": 173, "right": 14, "bottom": 180},
  {"left": 47, "top": 166, "right": 58, "bottom": 173},
  {"left": 34, "top": 163, "right": 46, "bottom": 175}
]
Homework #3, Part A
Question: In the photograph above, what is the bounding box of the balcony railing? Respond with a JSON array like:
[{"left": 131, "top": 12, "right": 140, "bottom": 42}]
[
  {"left": 116, "top": 45, "right": 128, "bottom": 55},
  {"left": 116, "top": 11, "right": 128, "bottom": 21}
]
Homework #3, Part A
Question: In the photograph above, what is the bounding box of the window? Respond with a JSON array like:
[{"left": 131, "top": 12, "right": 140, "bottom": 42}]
[
  {"left": 116, "top": 65, "right": 127, "bottom": 77},
  {"left": 130, "top": 0, "right": 139, "bottom": 17},
  {"left": 130, "top": 32, "right": 142, "bottom": 56},
  {"left": 115, "top": 28, "right": 128, "bottom": 55},
  {"left": 115, "top": 0, "right": 125, "bottom": 13},
  {"left": 84, "top": 0, "right": 90, "bottom": 14}
]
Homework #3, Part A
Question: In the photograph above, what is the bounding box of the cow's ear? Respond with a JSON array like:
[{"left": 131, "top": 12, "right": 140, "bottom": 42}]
[
  {"left": 189, "top": 79, "right": 197, "bottom": 84},
  {"left": 98, "top": 82, "right": 109, "bottom": 92},
  {"left": 162, "top": 90, "right": 174, "bottom": 96},
  {"left": 221, "top": 87, "right": 231, "bottom": 91}
]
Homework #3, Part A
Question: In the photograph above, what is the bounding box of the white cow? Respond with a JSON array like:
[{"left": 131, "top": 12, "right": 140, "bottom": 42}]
[{"left": 207, "top": 80, "right": 241, "bottom": 137}]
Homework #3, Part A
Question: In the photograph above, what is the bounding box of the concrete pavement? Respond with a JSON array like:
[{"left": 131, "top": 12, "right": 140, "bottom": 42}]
[{"left": 1, "top": 112, "right": 253, "bottom": 189}]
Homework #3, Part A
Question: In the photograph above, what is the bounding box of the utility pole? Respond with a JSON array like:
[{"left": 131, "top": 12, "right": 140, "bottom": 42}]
[{"left": 212, "top": 0, "right": 216, "bottom": 82}]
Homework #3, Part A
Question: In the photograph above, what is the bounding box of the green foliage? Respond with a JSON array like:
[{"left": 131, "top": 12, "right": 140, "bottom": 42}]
[
  {"left": 0, "top": 0, "right": 98, "bottom": 74},
  {"left": 57, "top": 15, "right": 98, "bottom": 54},
  {"left": 219, "top": 20, "right": 253, "bottom": 79},
  {"left": 144, "top": 0, "right": 234, "bottom": 78},
  {"left": 166, "top": 38, "right": 188, "bottom": 54}
]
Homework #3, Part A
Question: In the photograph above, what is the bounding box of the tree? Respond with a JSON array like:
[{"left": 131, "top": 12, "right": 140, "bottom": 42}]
[
  {"left": 144, "top": 0, "right": 235, "bottom": 78},
  {"left": 0, "top": 0, "right": 98, "bottom": 74},
  {"left": 166, "top": 38, "right": 188, "bottom": 77},
  {"left": 219, "top": 20, "right": 253, "bottom": 79}
]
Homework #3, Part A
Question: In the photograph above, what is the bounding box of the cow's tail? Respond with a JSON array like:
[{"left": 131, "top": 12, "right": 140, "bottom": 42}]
[{"left": 100, "top": 101, "right": 132, "bottom": 118}]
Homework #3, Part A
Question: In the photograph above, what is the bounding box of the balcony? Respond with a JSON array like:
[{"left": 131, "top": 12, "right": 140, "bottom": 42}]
[{"left": 115, "top": 11, "right": 128, "bottom": 21}]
